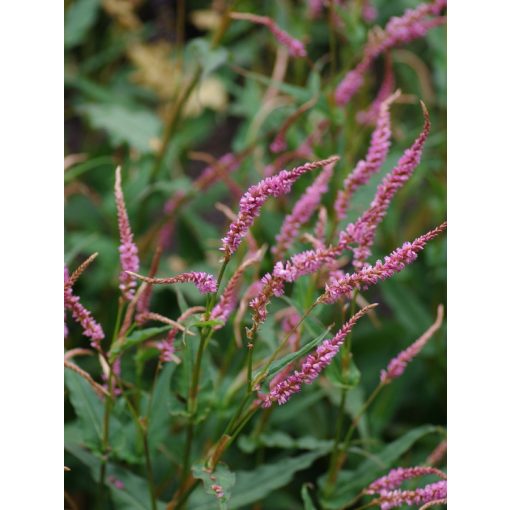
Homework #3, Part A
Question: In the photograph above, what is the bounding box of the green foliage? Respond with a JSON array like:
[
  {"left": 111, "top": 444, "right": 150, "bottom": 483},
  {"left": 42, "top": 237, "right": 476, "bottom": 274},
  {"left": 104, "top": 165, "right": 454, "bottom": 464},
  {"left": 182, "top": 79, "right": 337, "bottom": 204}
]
[{"left": 65, "top": 0, "right": 446, "bottom": 507}]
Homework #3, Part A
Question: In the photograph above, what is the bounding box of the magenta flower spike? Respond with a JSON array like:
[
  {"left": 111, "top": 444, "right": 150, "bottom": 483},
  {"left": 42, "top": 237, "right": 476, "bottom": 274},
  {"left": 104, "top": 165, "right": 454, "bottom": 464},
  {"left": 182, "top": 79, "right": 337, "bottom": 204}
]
[
  {"left": 259, "top": 304, "right": 376, "bottom": 408},
  {"left": 380, "top": 304, "right": 444, "bottom": 384},
  {"left": 64, "top": 266, "right": 105, "bottom": 349},
  {"left": 334, "top": 91, "right": 400, "bottom": 221},
  {"left": 230, "top": 12, "right": 307, "bottom": 58},
  {"left": 194, "top": 153, "right": 240, "bottom": 192},
  {"left": 366, "top": 466, "right": 447, "bottom": 495},
  {"left": 375, "top": 480, "right": 447, "bottom": 510},
  {"left": 127, "top": 271, "right": 218, "bottom": 295},
  {"left": 313, "top": 206, "right": 328, "bottom": 248},
  {"left": 362, "top": 0, "right": 378, "bottom": 23},
  {"left": 341, "top": 102, "right": 430, "bottom": 268},
  {"left": 357, "top": 55, "right": 395, "bottom": 126},
  {"left": 334, "top": 67, "right": 368, "bottom": 107},
  {"left": 158, "top": 328, "right": 180, "bottom": 364},
  {"left": 115, "top": 166, "right": 140, "bottom": 301},
  {"left": 324, "top": 222, "right": 446, "bottom": 304},
  {"left": 269, "top": 23, "right": 307, "bottom": 58},
  {"left": 249, "top": 273, "right": 286, "bottom": 328},
  {"left": 273, "top": 162, "right": 335, "bottom": 260},
  {"left": 220, "top": 156, "right": 339, "bottom": 259},
  {"left": 308, "top": 0, "right": 324, "bottom": 19},
  {"left": 334, "top": 0, "right": 446, "bottom": 106}
]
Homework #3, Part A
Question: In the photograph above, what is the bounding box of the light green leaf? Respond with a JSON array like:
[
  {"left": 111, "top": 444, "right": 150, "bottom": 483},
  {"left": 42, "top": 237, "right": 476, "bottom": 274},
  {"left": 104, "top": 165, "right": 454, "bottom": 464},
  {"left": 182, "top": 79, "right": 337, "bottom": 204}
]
[
  {"left": 78, "top": 103, "right": 163, "bottom": 154},
  {"left": 65, "top": 0, "right": 101, "bottom": 49}
]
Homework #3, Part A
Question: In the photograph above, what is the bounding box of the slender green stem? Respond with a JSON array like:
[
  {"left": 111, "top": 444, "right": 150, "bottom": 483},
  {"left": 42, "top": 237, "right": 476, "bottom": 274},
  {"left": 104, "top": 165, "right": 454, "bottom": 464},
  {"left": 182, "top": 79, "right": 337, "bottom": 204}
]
[
  {"left": 112, "top": 299, "right": 126, "bottom": 341},
  {"left": 180, "top": 258, "right": 229, "bottom": 489},
  {"left": 181, "top": 331, "right": 207, "bottom": 484},
  {"left": 99, "top": 369, "right": 114, "bottom": 501},
  {"left": 98, "top": 300, "right": 126, "bottom": 499},
  {"left": 246, "top": 333, "right": 256, "bottom": 393},
  {"left": 326, "top": 389, "right": 347, "bottom": 483},
  {"left": 142, "top": 427, "right": 158, "bottom": 510},
  {"left": 325, "top": 383, "right": 384, "bottom": 495}
]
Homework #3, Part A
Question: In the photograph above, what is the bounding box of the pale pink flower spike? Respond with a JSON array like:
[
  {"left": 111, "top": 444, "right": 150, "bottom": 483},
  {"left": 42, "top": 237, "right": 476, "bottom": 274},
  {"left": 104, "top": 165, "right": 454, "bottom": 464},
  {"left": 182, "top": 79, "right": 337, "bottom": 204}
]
[{"left": 115, "top": 166, "right": 140, "bottom": 301}]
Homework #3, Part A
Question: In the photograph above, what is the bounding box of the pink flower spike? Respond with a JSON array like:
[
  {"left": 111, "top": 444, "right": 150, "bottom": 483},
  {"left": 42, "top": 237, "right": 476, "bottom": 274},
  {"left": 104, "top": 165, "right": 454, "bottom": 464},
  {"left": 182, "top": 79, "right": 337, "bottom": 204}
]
[
  {"left": 376, "top": 480, "right": 447, "bottom": 510},
  {"left": 357, "top": 54, "right": 395, "bottom": 126},
  {"left": 273, "top": 162, "right": 335, "bottom": 260},
  {"left": 115, "top": 166, "right": 140, "bottom": 301},
  {"left": 249, "top": 273, "right": 285, "bottom": 331},
  {"left": 426, "top": 439, "right": 447, "bottom": 467},
  {"left": 270, "top": 135, "right": 287, "bottom": 154},
  {"left": 334, "top": 67, "right": 368, "bottom": 107},
  {"left": 313, "top": 206, "right": 328, "bottom": 248},
  {"left": 230, "top": 12, "right": 307, "bottom": 58},
  {"left": 334, "top": 0, "right": 446, "bottom": 106},
  {"left": 308, "top": 0, "right": 324, "bottom": 18},
  {"left": 194, "top": 153, "right": 240, "bottom": 192},
  {"left": 341, "top": 101, "right": 431, "bottom": 268},
  {"left": 380, "top": 304, "right": 444, "bottom": 384},
  {"left": 158, "top": 329, "right": 180, "bottom": 364},
  {"left": 366, "top": 466, "right": 447, "bottom": 495},
  {"left": 270, "top": 24, "right": 307, "bottom": 57},
  {"left": 324, "top": 222, "right": 446, "bottom": 304},
  {"left": 334, "top": 90, "right": 400, "bottom": 222},
  {"left": 259, "top": 304, "right": 376, "bottom": 408},
  {"left": 64, "top": 266, "right": 105, "bottom": 349},
  {"left": 362, "top": 0, "right": 378, "bottom": 23},
  {"left": 127, "top": 271, "right": 218, "bottom": 295},
  {"left": 220, "top": 156, "right": 339, "bottom": 259}
]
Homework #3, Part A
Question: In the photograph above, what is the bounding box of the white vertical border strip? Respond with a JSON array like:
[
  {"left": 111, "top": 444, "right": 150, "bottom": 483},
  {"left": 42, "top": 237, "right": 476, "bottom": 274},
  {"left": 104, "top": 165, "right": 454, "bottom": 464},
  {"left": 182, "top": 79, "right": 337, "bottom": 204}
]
[
  {"left": 0, "top": 0, "right": 62, "bottom": 507},
  {"left": 448, "top": 0, "right": 510, "bottom": 507}
]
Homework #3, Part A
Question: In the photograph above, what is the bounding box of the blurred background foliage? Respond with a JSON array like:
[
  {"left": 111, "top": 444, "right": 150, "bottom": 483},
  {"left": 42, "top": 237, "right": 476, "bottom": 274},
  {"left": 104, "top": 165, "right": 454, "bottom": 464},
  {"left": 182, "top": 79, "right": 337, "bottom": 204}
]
[{"left": 65, "top": 0, "right": 446, "bottom": 508}]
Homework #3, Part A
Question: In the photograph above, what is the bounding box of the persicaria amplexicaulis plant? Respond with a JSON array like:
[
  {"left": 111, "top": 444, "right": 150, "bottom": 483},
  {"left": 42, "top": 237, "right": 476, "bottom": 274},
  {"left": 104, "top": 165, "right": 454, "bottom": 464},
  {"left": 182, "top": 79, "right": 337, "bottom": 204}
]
[{"left": 65, "top": 1, "right": 446, "bottom": 509}]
